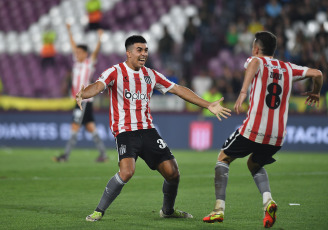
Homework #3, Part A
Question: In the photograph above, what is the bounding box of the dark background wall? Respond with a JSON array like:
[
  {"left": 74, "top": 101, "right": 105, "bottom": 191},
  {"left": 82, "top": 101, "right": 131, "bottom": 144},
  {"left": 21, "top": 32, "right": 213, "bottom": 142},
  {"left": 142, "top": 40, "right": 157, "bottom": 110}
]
[{"left": 0, "top": 112, "right": 327, "bottom": 151}]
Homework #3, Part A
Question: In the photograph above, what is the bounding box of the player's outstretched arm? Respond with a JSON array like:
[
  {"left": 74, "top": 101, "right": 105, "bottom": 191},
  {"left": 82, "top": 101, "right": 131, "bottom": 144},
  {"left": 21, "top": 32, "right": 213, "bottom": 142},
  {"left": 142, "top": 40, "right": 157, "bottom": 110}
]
[
  {"left": 90, "top": 29, "right": 103, "bottom": 61},
  {"left": 76, "top": 81, "right": 105, "bottom": 110},
  {"left": 66, "top": 23, "right": 77, "bottom": 53},
  {"left": 301, "top": 68, "right": 323, "bottom": 108},
  {"left": 168, "top": 84, "right": 231, "bottom": 121},
  {"left": 234, "top": 58, "right": 260, "bottom": 114}
]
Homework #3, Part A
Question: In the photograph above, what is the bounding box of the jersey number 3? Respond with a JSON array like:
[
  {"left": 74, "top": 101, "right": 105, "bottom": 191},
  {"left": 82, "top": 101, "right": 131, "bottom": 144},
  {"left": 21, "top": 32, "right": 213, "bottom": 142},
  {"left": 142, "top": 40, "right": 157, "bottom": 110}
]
[{"left": 266, "top": 82, "right": 282, "bottom": 109}]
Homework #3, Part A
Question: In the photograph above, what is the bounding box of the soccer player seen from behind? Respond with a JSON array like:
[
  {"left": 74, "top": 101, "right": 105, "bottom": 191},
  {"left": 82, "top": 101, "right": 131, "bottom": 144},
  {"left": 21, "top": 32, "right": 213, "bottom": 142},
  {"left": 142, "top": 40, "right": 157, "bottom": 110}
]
[
  {"left": 202, "top": 31, "right": 323, "bottom": 228},
  {"left": 53, "top": 23, "right": 108, "bottom": 163},
  {"left": 75, "top": 35, "right": 232, "bottom": 221}
]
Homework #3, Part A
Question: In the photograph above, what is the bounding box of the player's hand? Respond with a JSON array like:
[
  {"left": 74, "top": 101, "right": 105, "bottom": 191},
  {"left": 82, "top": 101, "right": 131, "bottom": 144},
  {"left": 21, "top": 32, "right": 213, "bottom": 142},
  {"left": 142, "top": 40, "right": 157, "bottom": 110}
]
[
  {"left": 66, "top": 23, "right": 71, "bottom": 30},
  {"left": 76, "top": 84, "right": 85, "bottom": 110},
  {"left": 208, "top": 97, "right": 232, "bottom": 121},
  {"left": 301, "top": 92, "right": 320, "bottom": 108},
  {"left": 234, "top": 92, "right": 247, "bottom": 114}
]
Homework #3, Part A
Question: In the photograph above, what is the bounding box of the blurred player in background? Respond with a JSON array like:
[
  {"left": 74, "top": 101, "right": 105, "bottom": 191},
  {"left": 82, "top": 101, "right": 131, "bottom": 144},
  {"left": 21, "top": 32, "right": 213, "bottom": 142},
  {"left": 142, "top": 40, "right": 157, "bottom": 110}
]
[
  {"left": 53, "top": 23, "right": 108, "bottom": 162},
  {"left": 203, "top": 31, "right": 323, "bottom": 228},
  {"left": 75, "top": 35, "right": 231, "bottom": 221}
]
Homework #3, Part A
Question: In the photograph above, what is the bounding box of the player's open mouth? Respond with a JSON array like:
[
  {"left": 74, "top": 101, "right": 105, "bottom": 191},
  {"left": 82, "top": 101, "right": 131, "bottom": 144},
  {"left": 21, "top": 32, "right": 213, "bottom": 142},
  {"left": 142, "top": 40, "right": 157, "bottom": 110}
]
[{"left": 138, "top": 57, "right": 146, "bottom": 63}]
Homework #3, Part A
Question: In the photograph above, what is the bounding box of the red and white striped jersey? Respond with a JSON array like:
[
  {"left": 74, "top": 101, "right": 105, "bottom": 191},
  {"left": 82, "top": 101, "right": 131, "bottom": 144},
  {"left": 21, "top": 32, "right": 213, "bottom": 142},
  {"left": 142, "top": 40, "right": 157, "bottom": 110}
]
[
  {"left": 72, "top": 57, "right": 95, "bottom": 102},
  {"left": 239, "top": 56, "right": 309, "bottom": 146},
  {"left": 97, "top": 62, "right": 175, "bottom": 137}
]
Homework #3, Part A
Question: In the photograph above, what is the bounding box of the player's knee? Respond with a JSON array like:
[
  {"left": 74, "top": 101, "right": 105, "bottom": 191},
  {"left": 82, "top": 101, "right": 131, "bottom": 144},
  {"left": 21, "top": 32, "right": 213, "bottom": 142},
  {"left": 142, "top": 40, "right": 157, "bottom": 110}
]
[
  {"left": 247, "top": 156, "right": 261, "bottom": 175},
  {"left": 119, "top": 169, "right": 135, "bottom": 182},
  {"left": 166, "top": 170, "right": 180, "bottom": 183},
  {"left": 218, "top": 151, "right": 234, "bottom": 165}
]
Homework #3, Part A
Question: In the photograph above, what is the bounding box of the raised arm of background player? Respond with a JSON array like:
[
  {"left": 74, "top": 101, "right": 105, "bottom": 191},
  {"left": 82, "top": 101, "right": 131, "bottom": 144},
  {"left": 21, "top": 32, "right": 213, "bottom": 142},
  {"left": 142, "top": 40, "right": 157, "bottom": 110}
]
[
  {"left": 66, "top": 23, "right": 103, "bottom": 62},
  {"left": 76, "top": 83, "right": 232, "bottom": 121},
  {"left": 234, "top": 58, "right": 324, "bottom": 114},
  {"left": 90, "top": 29, "right": 103, "bottom": 62},
  {"left": 66, "top": 23, "right": 78, "bottom": 56}
]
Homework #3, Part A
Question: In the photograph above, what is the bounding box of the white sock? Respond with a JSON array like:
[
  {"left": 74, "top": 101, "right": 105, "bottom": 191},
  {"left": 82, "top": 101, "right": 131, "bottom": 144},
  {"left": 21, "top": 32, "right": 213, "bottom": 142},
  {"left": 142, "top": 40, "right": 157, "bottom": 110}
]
[
  {"left": 214, "top": 199, "right": 225, "bottom": 214},
  {"left": 263, "top": 192, "right": 272, "bottom": 209}
]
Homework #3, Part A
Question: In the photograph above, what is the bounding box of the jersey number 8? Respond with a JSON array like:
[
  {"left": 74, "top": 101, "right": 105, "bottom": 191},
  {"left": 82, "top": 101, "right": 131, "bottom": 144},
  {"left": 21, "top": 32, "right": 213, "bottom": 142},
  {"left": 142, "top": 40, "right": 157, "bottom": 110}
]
[{"left": 266, "top": 82, "right": 282, "bottom": 109}]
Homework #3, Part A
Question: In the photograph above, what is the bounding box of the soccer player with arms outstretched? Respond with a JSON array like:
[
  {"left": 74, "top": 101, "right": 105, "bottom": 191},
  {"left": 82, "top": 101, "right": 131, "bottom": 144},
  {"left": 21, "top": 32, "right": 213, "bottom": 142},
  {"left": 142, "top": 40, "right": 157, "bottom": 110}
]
[
  {"left": 203, "top": 31, "right": 323, "bottom": 228},
  {"left": 75, "top": 35, "right": 231, "bottom": 221}
]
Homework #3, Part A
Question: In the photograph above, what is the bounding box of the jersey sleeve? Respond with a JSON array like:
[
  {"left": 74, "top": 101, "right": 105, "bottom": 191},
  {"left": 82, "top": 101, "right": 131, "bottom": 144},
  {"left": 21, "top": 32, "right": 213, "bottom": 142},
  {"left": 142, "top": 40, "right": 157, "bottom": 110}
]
[
  {"left": 96, "top": 67, "right": 117, "bottom": 89},
  {"left": 287, "top": 62, "right": 309, "bottom": 82},
  {"left": 152, "top": 69, "right": 175, "bottom": 94},
  {"left": 244, "top": 56, "right": 261, "bottom": 74}
]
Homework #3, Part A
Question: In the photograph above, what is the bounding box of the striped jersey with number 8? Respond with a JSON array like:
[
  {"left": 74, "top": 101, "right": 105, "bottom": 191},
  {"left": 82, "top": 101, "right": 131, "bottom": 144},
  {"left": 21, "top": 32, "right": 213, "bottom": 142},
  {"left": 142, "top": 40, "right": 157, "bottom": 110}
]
[{"left": 239, "top": 56, "right": 309, "bottom": 146}]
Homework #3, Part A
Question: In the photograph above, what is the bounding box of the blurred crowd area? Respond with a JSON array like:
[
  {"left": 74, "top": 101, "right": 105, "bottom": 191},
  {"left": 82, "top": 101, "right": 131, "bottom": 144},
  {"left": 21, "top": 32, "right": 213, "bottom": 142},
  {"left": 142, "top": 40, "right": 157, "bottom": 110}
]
[
  {"left": 156, "top": 0, "right": 328, "bottom": 114},
  {"left": 0, "top": 0, "right": 327, "bottom": 114}
]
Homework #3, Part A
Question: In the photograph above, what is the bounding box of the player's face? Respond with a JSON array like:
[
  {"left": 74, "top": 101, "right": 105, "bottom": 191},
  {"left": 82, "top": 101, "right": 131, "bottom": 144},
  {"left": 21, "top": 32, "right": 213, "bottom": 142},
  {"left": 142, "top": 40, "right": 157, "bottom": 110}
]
[
  {"left": 76, "top": 48, "right": 88, "bottom": 62},
  {"left": 126, "top": 43, "right": 148, "bottom": 70}
]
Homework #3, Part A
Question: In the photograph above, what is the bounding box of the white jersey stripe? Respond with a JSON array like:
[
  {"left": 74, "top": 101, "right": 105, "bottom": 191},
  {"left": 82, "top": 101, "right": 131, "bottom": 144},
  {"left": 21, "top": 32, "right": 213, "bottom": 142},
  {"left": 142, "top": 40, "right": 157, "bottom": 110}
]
[{"left": 72, "top": 58, "right": 95, "bottom": 102}]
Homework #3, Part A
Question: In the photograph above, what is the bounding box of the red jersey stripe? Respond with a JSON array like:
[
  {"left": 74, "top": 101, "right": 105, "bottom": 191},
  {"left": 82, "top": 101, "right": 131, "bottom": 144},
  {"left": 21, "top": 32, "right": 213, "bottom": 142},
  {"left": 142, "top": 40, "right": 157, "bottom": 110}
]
[
  {"left": 275, "top": 61, "right": 290, "bottom": 146},
  {"left": 134, "top": 73, "right": 143, "bottom": 129},
  {"left": 119, "top": 63, "right": 132, "bottom": 132},
  {"left": 141, "top": 67, "right": 153, "bottom": 129},
  {"left": 152, "top": 69, "right": 172, "bottom": 88},
  {"left": 111, "top": 67, "right": 119, "bottom": 135},
  {"left": 240, "top": 72, "right": 258, "bottom": 135},
  {"left": 262, "top": 59, "right": 278, "bottom": 144},
  {"left": 249, "top": 57, "right": 269, "bottom": 141}
]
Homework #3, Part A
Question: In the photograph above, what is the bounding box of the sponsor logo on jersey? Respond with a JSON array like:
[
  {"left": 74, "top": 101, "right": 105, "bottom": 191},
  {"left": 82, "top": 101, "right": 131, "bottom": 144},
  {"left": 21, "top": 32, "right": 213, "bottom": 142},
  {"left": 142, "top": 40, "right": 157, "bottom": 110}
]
[
  {"left": 144, "top": 75, "right": 152, "bottom": 84},
  {"left": 124, "top": 89, "right": 149, "bottom": 102},
  {"left": 264, "top": 64, "right": 286, "bottom": 72}
]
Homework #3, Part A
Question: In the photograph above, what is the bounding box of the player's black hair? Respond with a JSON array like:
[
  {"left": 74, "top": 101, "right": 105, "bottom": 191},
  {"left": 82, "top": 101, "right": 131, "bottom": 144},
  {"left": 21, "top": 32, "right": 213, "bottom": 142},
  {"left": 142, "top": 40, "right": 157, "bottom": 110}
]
[
  {"left": 77, "top": 44, "right": 89, "bottom": 53},
  {"left": 125, "top": 35, "right": 147, "bottom": 50},
  {"left": 254, "top": 31, "right": 277, "bottom": 56}
]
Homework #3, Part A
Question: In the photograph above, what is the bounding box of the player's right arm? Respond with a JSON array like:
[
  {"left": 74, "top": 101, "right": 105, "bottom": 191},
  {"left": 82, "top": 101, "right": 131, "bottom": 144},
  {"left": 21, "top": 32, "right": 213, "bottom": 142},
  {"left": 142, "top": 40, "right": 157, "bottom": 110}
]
[
  {"left": 66, "top": 23, "right": 77, "bottom": 54},
  {"left": 76, "top": 82, "right": 105, "bottom": 110},
  {"left": 234, "top": 58, "right": 260, "bottom": 114},
  {"left": 302, "top": 68, "right": 323, "bottom": 107}
]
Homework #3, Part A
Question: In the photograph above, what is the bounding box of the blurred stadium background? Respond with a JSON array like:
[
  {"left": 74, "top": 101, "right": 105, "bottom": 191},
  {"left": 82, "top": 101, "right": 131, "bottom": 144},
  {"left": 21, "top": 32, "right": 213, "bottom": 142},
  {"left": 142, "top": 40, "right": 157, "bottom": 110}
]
[{"left": 0, "top": 0, "right": 327, "bottom": 151}]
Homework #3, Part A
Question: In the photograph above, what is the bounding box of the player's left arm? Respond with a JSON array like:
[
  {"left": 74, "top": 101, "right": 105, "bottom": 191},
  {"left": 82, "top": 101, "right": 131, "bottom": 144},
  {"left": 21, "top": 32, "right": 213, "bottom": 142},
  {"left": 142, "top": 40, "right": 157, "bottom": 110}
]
[
  {"left": 76, "top": 81, "right": 105, "bottom": 110},
  {"left": 168, "top": 84, "right": 231, "bottom": 121},
  {"left": 90, "top": 29, "right": 103, "bottom": 62},
  {"left": 234, "top": 58, "right": 260, "bottom": 114},
  {"left": 301, "top": 68, "right": 323, "bottom": 107}
]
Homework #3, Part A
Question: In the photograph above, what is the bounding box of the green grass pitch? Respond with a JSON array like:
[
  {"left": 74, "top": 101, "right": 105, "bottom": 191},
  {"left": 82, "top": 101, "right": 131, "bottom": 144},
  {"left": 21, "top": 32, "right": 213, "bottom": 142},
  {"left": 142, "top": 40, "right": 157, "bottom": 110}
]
[{"left": 0, "top": 148, "right": 327, "bottom": 230}]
